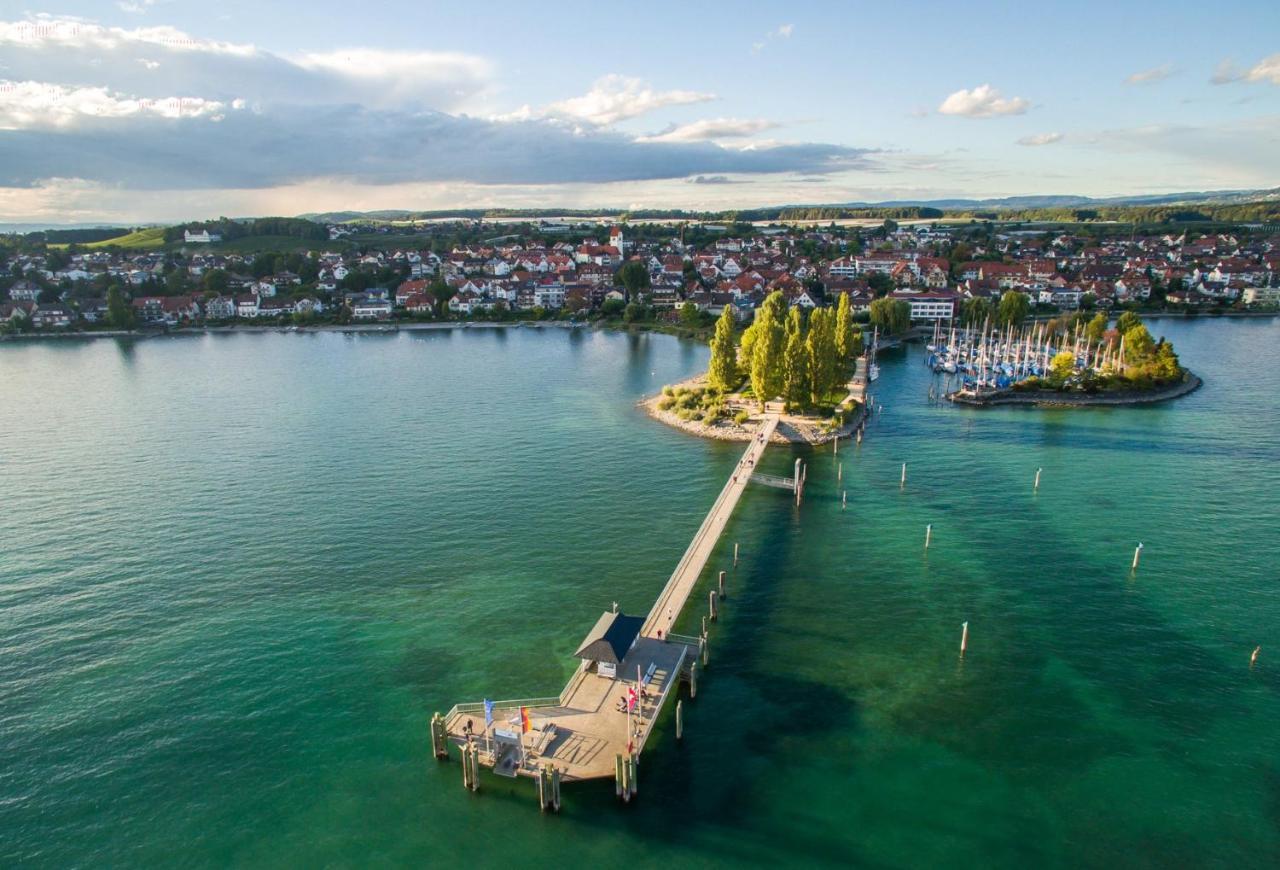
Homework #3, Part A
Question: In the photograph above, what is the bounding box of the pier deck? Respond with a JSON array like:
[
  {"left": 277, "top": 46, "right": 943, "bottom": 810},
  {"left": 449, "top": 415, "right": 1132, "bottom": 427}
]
[{"left": 442, "top": 414, "right": 780, "bottom": 783}]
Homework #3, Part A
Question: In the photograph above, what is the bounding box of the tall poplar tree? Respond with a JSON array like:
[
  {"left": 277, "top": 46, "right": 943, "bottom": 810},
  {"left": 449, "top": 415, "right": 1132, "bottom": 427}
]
[
  {"left": 749, "top": 291, "right": 786, "bottom": 410},
  {"left": 707, "top": 305, "right": 738, "bottom": 391},
  {"left": 806, "top": 307, "right": 838, "bottom": 405},
  {"left": 834, "top": 292, "right": 856, "bottom": 368},
  {"left": 782, "top": 306, "right": 810, "bottom": 411}
]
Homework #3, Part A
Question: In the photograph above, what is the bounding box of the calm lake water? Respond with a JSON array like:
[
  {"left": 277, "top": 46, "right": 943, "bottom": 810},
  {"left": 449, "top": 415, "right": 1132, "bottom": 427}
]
[{"left": 2, "top": 319, "right": 1278, "bottom": 868}]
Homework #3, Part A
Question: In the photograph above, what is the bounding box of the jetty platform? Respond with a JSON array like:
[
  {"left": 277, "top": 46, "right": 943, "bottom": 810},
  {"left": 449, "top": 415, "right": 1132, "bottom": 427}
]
[{"left": 435, "top": 415, "right": 785, "bottom": 801}]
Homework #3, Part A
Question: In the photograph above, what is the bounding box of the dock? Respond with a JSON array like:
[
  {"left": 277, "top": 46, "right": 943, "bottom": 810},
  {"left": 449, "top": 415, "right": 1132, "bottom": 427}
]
[{"left": 434, "top": 414, "right": 787, "bottom": 806}]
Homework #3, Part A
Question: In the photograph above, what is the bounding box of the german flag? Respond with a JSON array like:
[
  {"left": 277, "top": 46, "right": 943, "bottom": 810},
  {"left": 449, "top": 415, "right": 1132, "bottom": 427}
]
[{"left": 520, "top": 706, "right": 532, "bottom": 734}]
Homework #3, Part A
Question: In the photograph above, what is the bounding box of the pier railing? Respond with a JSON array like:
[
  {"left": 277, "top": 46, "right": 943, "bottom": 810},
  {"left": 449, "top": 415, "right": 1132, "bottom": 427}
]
[{"left": 444, "top": 661, "right": 591, "bottom": 724}]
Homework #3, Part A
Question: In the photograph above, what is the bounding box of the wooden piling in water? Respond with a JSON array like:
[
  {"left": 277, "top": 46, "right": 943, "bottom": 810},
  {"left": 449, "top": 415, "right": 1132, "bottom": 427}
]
[
  {"left": 733, "top": 542, "right": 739, "bottom": 567},
  {"left": 1034, "top": 468, "right": 1042, "bottom": 491},
  {"left": 900, "top": 463, "right": 907, "bottom": 488},
  {"left": 615, "top": 754, "right": 624, "bottom": 797},
  {"left": 1251, "top": 646, "right": 1261, "bottom": 667},
  {"left": 960, "top": 621, "right": 969, "bottom": 655},
  {"left": 551, "top": 766, "right": 561, "bottom": 812},
  {"left": 676, "top": 700, "right": 684, "bottom": 740},
  {"left": 430, "top": 712, "right": 448, "bottom": 760},
  {"left": 842, "top": 490, "right": 847, "bottom": 509},
  {"left": 718, "top": 570, "right": 726, "bottom": 599},
  {"left": 838, "top": 462, "right": 842, "bottom": 481},
  {"left": 690, "top": 661, "right": 698, "bottom": 699},
  {"left": 925, "top": 524, "right": 932, "bottom": 550},
  {"left": 708, "top": 589, "right": 717, "bottom": 621},
  {"left": 1131, "top": 543, "right": 1143, "bottom": 572},
  {"left": 700, "top": 633, "right": 709, "bottom": 666}
]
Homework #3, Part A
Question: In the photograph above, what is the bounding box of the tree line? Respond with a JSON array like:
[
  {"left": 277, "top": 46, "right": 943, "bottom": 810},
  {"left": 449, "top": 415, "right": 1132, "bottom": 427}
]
[{"left": 707, "top": 291, "right": 864, "bottom": 412}]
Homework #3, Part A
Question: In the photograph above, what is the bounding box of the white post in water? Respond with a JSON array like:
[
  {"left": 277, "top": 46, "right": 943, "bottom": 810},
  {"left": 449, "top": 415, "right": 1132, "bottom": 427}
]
[
  {"left": 900, "top": 463, "right": 907, "bottom": 488},
  {"left": 1251, "top": 646, "right": 1261, "bottom": 667},
  {"left": 838, "top": 462, "right": 843, "bottom": 482},
  {"left": 925, "top": 524, "right": 932, "bottom": 550},
  {"left": 960, "top": 621, "right": 969, "bottom": 654},
  {"left": 734, "top": 542, "right": 739, "bottom": 567},
  {"left": 1132, "top": 543, "right": 1144, "bottom": 572},
  {"left": 1034, "top": 468, "right": 1042, "bottom": 491},
  {"left": 842, "top": 490, "right": 847, "bottom": 510}
]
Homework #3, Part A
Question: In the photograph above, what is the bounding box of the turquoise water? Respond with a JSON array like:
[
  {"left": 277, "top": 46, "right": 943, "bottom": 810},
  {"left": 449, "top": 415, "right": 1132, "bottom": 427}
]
[{"left": 2, "top": 320, "right": 1278, "bottom": 868}]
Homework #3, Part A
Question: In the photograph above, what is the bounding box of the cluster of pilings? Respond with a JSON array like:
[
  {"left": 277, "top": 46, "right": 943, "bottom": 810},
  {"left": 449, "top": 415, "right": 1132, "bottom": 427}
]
[{"left": 537, "top": 764, "right": 561, "bottom": 812}]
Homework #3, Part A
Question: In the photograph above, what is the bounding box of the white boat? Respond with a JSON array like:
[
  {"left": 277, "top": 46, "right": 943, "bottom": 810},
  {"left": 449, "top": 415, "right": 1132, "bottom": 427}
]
[{"left": 869, "top": 363, "right": 881, "bottom": 382}]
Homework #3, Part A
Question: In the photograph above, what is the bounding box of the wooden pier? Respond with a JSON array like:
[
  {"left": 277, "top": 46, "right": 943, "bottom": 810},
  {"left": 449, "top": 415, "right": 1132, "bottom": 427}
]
[{"left": 436, "top": 415, "right": 787, "bottom": 805}]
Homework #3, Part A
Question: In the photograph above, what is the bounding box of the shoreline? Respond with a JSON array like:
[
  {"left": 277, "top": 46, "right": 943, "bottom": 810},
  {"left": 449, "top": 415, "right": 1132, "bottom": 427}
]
[
  {"left": 0, "top": 319, "right": 676, "bottom": 343},
  {"left": 640, "top": 375, "right": 869, "bottom": 445},
  {"left": 947, "top": 371, "right": 1203, "bottom": 408}
]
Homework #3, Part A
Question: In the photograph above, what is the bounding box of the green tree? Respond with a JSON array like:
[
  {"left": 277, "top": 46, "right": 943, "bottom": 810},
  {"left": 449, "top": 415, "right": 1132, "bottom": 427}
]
[
  {"left": 1049, "top": 350, "right": 1075, "bottom": 382},
  {"left": 1123, "top": 324, "right": 1155, "bottom": 365},
  {"left": 429, "top": 278, "right": 455, "bottom": 316},
  {"left": 707, "top": 305, "right": 739, "bottom": 392},
  {"left": 996, "top": 290, "right": 1029, "bottom": 327},
  {"left": 616, "top": 260, "right": 650, "bottom": 304},
  {"left": 679, "top": 301, "right": 700, "bottom": 328},
  {"left": 600, "top": 297, "right": 625, "bottom": 318},
  {"left": 201, "top": 269, "right": 229, "bottom": 294},
  {"left": 105, "top": 286, "right": 133, "bottom": 329},
  {"left": 834, "top": 292, "right": 856, "bottom": 368},
  {"left": 747, "top": 291, "right": 786, "bottom": 410},
  {"left": 1115, "top": 310, "right": 1143, "bottom": 335},
  {"left": 866, "top": 271, "right": 894, "bottom": 296},
  {"left": 806, "top": 306, "right": 839, "bottom": 405},
  {"left": 1154, "top": 340, "right": 1181, "bottom": 380},
  {"left": 961, "top": 296, "right": 993, "bottom": 327},
  {"left": 868, "top": 297, "right": 912, "bottom": 335},
  {"left": 782, "top": 306, "right": 810, "bottom": 410},
  {"left": 1085, "top": 312, "right": 1108, "bottom": 345}
]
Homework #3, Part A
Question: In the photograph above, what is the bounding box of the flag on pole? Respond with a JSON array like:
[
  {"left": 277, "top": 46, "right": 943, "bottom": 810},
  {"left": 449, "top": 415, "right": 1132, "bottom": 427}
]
[
  {"left": 520, "top": 706, "right": 532, "bottom": 733},
  {"left": 627, "top": 687, "right": 637, "bottom": 711},
  {"left": 483, "top": 699, "right": 494, "bottom": 729}
]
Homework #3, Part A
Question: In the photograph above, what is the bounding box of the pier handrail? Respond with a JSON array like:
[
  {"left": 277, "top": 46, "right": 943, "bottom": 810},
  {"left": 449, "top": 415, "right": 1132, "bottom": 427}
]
[
  {"left": 664, "top": 632, "right": 702, "bottom": 647},
  {"left": 641, "top": 415, "right": 778, "bottom": 637}
]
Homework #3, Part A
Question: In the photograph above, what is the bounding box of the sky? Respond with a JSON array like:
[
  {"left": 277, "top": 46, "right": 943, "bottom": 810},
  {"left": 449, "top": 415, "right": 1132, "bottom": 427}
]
[{"left": 0, "top": 0, "right": 1278, "bottom": 224}]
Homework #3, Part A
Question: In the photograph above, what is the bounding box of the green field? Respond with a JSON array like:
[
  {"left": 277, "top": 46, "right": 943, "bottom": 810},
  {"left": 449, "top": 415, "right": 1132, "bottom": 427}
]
[{"left": 48, "top": 226, "right": 168, "bottom": 251}]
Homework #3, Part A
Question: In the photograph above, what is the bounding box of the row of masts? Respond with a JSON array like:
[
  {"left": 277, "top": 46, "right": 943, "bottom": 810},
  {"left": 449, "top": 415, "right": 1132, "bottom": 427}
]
[{"left": 925, "top": 317, "right": 1126, "bottom": 393}]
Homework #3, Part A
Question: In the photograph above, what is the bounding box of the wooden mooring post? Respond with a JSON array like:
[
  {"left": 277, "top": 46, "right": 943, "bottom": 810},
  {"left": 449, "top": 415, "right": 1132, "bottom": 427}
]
[
  {"left": 734, "top": 542, "right": 739, "bottom": 567},
  {"left": 718, "top": 570, "right": 726, "bottom": 599},
  {"left": 1131, "top": 542, "right": 1144, "bottom": 572},
  {"left": 430, "top": 712, "right": 448, "bottom": 760},
  {"left": 1034, "top": 468, "right": 1042, "bottom": 491},
  {"left": 900, "top": 462, "right": 907, "bottom": 488},
  {"left": 676, "top": 700, "right": 684, "bottom": 740},
  {"left": 708, "top": 589, "right": 718, "bottom": 622},
  {"left": 925, "top": 524, "right": 932, "bottom": 550}
]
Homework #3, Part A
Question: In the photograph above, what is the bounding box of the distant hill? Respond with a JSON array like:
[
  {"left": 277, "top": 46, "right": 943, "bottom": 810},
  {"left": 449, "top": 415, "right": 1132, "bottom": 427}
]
[{"left": 293, "top": 187, "right": 1280, "bottom": 224}]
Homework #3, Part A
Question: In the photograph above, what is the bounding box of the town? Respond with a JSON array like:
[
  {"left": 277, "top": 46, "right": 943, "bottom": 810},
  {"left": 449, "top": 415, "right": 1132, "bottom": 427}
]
[{"left": 3, "top": 217, "right": 1280, "bottom": 335}]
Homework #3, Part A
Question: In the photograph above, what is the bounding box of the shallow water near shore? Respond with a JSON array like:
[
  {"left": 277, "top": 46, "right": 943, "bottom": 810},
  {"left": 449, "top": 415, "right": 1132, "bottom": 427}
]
[{"left": 2, "top": 318, "right": 1278, "bottom": 867}]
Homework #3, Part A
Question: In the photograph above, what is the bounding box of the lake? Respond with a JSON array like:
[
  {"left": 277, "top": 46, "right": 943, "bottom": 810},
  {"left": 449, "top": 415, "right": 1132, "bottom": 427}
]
[{"left": 2, "top": 319, "right": 1278, "bottom": 867}]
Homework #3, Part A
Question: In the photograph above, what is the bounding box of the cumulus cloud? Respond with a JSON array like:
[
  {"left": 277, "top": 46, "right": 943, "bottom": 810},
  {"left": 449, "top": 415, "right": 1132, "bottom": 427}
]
[
  {"left": 1126, "top": 63, "right": 1175, "bottom": 85},
  {"left": 1211, "top": 54, "right": 1280, "bottom": 86},
  {"left": 686, "top": 175, "right": 737, "bottom": 184},
  {"left": 498, "top": 75, "right": 714, "bottom": 127},
  {"left": 0, "top": 16, "right": 492, "bottom": 110},
  {"left": 0, "top": 14, "right": 881, "bottom": 218},
  {"left": 0, "top": 80, "right": 231, "bottom": 127},
  {"left": 775, "top": 24, "right": 794, "bottom": 38},
  {"left": 938, "top": 84, "right": 1030, "bottom": 118},
  {"left": 638, "top": 117, "right": 782, "bottom": 143},
  {"left": 1017, "top": 131, "right": 1063, "bottom": 146}
]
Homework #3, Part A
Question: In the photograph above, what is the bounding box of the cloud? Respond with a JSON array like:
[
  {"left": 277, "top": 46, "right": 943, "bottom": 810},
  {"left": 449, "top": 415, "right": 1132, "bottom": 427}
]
[
  {"left": 638, "top": 117, "right": 782, "bottom": 143},
  {"left": 1211, "top": 55, "right": 1280, "bottom": 86},
  {"left": 1090, "top": 115, "right": 1280, "bottom": 182},
  {"left": 0, "top": 93, "right": 874, "bottom": 190},
  {"left": 0, "top": 14, "right": 882, "bottom": 219},
  {"left": 938, "top": 84, "right": 1030, "bottom": 118},
  {"left": 686, "top": 175, "right": 737, "bottom": 185},
  {"left": 118, "top": 0, "right": 160, "bottom": 13},
  {"left": 1126, "top": 63, "right": 1175, "bottom": 85},
  {"left": 751, "top": 24, "right": 793, "bottom": 53},
  {"left": 498, "top": 75, "right": 714, "bottom": 126},
  {"left": 0, "top": 15, "right": 492, "bottom": 111},
  {"left": 0, "top": 80, "right": 231, "bottom": 127},
  {"left": 1017, "top": 132, "right": 1063, "bottom": 146}
]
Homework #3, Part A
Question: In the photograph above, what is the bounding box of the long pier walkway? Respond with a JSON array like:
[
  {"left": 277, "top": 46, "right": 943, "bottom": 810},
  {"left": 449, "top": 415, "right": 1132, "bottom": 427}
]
[{"left": 437, "top": 414, "right": 781, "bottom": 793}]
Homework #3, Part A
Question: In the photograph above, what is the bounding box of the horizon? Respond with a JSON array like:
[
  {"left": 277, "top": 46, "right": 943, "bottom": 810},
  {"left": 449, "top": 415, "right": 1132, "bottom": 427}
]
[{"left": 1, "top": 1, "right": 1278, "bottom": 224}]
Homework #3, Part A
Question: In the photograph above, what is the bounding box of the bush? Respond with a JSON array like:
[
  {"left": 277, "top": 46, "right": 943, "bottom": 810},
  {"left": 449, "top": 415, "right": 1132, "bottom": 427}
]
[
  {"left": 657, "top": 397, "right": 675, "bottom": 411},
  {"left": 733, "top": 410, "right": 750, "bottom": 426},
  {"left": 661, "top": 385, "right": 674, "bottom": 397}
]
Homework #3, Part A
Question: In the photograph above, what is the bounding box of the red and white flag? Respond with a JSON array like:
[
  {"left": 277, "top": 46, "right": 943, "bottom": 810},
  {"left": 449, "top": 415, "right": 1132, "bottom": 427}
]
[{"left": 627, "top": 686, "right": 638, "bottom": 711}]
